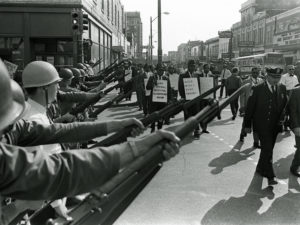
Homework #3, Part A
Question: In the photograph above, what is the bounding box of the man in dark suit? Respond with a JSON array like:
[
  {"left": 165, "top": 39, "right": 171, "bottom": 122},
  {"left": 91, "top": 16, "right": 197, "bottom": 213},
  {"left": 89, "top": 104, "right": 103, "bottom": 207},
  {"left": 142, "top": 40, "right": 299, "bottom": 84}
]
[
  {"left": 178, "top": 60, "right": 203, "bottom": 138},
  {"left": 288, "top": 85, "right": 300, "bottom": 177},
  {"left": 244, "top": 68, "right": 287, "bottom": 186}
]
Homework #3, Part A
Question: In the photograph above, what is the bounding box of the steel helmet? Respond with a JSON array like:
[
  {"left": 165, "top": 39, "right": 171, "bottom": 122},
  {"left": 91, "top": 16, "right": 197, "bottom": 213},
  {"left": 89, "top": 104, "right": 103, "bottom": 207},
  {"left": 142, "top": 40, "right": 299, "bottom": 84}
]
[
  {"left": 0, "top": 60, "right": 26, "bottom": 131},
  {"left": 22, "top": 61, "right": 62, "bottom": 88},
  {"left": 59, "top": 68, "right": 74, "bottom": 80},
  {"left": 76, "top": 63, "right": 86, "bottom": 70},
  {"left": 79, "top": 69, "right": 86, "bottom": 77},
  {"left": 70, "top": 68, "right": 82, "bottom": 78}
]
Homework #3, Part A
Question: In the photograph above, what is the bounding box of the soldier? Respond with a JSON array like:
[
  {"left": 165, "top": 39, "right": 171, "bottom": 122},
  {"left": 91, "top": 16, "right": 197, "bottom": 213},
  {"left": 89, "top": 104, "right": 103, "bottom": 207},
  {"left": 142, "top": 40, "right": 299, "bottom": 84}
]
[
  {"left": 0, "top": 60, "right": 180, "bottom": 224},
  {"left": 244, "top": 67, "right": 287, "bottom": 185}
]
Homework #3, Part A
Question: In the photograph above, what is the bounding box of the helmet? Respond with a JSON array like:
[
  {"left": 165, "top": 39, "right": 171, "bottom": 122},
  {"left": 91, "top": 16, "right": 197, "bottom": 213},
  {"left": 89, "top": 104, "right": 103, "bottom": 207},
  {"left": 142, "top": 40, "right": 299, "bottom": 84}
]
[
  {"left": 22, "top": 61, "right": 62, "bottom": 88},
  {"left": 76, "top": 63, "right": 86, "bottom": 70},
  {"left": 59, "top": 68, "right": 74, "bottom": 80},
  {"left": 0, "top": 60, "right": 26, "bottom": 131},
  {"left": 79, "top": 69, "right": 86, "bottom": 77},
  {"left": 70, "top": 68, "right": 82, "bottom": 79}
]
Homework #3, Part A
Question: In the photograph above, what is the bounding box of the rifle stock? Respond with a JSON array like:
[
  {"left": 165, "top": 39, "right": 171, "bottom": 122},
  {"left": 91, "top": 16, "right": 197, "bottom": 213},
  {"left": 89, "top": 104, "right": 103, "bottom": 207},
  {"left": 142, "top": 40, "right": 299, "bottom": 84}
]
[{"left": 27, "top": 84, "right": 249, "bottom": 225}]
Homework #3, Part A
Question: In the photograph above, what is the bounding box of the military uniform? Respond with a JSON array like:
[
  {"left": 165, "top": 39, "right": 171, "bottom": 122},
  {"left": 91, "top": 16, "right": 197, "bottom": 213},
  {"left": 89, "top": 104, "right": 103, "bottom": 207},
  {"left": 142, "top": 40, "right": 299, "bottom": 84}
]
[{"left": 244, "top": 78, "right": 287, "bottom": 179}]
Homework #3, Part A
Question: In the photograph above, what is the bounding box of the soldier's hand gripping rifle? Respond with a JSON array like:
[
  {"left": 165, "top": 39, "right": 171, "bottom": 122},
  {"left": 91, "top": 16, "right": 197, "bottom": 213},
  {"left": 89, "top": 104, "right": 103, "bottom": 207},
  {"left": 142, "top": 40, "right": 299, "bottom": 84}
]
[
  {"left": 68, "top": 83, "right": 121, "bottom": 116},
  {"left": 45, "top": 83, "right": 249, "bottom": 225},
  {"left": 90, "top": 85, "right": 222, "bottom": 148},
  {"left": 26, "top": 84, "right": 248, "bottom": 225}
]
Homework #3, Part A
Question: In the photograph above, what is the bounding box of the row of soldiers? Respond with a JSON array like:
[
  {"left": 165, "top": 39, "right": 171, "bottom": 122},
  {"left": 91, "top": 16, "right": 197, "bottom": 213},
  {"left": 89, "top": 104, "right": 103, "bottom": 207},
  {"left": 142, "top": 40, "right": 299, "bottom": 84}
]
[{"left": 0, "top": 59, "right": 181, "bottom": 224}]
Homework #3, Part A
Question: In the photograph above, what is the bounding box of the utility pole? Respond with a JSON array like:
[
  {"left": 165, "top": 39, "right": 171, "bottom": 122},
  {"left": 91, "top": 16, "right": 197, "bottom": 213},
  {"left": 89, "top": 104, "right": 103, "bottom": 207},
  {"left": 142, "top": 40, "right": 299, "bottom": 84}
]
[
  {"left": 150, "top": 16, "right": 153, "bottom": 64},
  {"left": 157, "top": 0, "right": 162, "bottom": 65}
]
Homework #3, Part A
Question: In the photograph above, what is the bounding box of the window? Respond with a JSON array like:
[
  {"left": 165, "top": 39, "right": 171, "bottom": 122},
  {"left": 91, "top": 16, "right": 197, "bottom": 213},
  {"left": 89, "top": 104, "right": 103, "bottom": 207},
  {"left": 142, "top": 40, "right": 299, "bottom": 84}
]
[
  {"left": 115, "top": 5, "right": 117, "bottom": 26},
  {"left": 118, "top": 10, "right": 120, "bottom": 30},
  {"left": 101, "top": 0, "right": 104, "bottom": 12}
]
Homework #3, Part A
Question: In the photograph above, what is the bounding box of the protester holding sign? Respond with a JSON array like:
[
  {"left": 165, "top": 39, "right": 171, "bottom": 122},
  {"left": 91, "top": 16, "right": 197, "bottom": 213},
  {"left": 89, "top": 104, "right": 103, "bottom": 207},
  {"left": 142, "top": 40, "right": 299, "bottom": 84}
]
[
  {"left": 146, "top": 64, "right": 171, "bottom": 132},
  {"left": 179, "top": 60, "right": 209, "bottom": 139}
]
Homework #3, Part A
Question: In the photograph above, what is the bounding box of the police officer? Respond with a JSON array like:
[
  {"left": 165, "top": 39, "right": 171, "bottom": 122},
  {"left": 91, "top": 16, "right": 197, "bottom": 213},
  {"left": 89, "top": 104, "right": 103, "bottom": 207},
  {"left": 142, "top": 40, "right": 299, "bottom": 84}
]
[
  {"left": 244, "top": 67, "right": 287, "bottom": 185},
  {"left": 0, "top": 60, "right": 180, "bottom": 224}
]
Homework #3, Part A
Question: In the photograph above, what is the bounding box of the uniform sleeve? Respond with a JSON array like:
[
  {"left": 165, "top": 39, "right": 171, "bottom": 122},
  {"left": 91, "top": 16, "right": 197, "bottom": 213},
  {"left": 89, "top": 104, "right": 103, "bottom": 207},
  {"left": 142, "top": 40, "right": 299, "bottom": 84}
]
[
  {"left": 244, "top": 86, "right": 258, "bottom": 129},
  {"left": 59, "top": 91, "right": 99, "bottom": 103},
  {"left": 0, "top": 143, "right": 120, "bottom": 200},
  {"left": 6, "top": 119, "right": 108, "bottom": 147}
]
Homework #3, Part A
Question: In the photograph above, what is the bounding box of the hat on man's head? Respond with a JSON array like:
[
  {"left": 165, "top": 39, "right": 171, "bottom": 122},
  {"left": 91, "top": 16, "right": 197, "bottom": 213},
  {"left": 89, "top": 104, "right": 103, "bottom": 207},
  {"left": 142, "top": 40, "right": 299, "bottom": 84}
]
[
  {"left": 266, "top": 67, "right": 283, "bottom": 78},
  {"left": 187, "top": 60, "right": 195, "bottom": 66}
]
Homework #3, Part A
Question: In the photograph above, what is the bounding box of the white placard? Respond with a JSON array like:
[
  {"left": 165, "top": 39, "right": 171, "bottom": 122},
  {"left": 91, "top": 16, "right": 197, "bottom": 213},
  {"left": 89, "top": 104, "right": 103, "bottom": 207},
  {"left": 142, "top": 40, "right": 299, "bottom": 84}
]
[
  {"left": 169, "top": 73, "right": 179, "bottom": 91},
  {"left": 124, "top": 69, "right": 132, "bottom": 82},
  {"left": 144, "top": 78, "right": 151, "bottom": 96},
  {"left": 200, "top": 77, "right": 214, "bottom": 98},
  {"left": 3, "top": 60, "right": 18, "bottom": 78},
  {"left": 183, "top": 78, "right": 200, "bottom": 100},
  {"left": 152, "top": 80, "right": 168, "bottom": 103}
]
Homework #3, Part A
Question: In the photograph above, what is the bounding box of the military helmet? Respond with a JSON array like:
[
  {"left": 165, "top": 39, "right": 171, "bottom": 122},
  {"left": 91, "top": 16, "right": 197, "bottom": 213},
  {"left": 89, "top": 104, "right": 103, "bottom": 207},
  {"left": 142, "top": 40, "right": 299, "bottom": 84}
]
[
  {"left": 70, "top": 68, "right": 82, "bottom": 78},
  {"left": 0, "top": 60, "right": 26, "bottom": 131},
  {"left": 59, "top": 68, "right": 74, "bottom": 80},
  {"left": 76, "top": 63, "right": 87, "bottom": 70},
  {"left": 22, "top": 61, "right": 62, "bottom": 88}
]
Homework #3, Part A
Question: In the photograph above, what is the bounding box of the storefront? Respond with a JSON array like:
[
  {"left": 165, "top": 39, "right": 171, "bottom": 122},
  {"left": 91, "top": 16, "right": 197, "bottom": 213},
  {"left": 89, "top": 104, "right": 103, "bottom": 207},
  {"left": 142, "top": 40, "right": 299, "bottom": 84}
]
[{"left": 0, "top": 3, "right": 113, "bottom": 76}]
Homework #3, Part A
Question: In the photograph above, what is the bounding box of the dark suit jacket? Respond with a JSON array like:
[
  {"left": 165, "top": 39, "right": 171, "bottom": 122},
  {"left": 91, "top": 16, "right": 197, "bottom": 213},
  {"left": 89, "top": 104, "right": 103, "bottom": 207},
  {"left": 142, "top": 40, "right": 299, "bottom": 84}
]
[
  {"left": 288, "top": 87, "right": 300, "bottom": 129},
  {"left": 244, "top": 82, "right": 287, "bottom": 133}
]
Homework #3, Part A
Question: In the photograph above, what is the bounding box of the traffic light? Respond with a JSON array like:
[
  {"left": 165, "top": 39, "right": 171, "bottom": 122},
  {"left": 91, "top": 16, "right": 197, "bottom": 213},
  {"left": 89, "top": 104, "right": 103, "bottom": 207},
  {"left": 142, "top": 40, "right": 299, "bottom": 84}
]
[
  {"left": 82, "top": 13, "right": 89, "bottom": 31},
  {"left": 71, "top": 10, "right": 80, "bottom": 32}
]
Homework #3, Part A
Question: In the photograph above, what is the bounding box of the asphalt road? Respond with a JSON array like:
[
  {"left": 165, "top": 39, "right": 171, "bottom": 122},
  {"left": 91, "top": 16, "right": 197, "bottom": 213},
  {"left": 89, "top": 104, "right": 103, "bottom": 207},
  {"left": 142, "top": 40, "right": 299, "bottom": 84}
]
[{"left": 96, "top": 89, "right": 299, "bottom": 225}]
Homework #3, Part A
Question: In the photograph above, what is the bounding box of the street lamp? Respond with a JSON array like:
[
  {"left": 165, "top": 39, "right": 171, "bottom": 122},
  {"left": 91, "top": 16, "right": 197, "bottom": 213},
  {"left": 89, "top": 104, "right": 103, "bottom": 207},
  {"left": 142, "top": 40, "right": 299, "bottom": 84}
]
[{"left": 150, "top": 10, "right": 169, "bottom": 64}]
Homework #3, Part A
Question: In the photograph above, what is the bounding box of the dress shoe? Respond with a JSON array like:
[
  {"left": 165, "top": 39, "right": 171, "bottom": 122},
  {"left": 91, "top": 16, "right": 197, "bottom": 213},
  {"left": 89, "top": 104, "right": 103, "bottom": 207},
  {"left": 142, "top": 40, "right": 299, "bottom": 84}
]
[
  {"left": 253, "top": 142, "right": 261, "bottom": 149},
  {"left": 290, "top": 167, "right": 300, "bottom": 177},
  {"left": 202, "top": 130, "right": 209, "bottom": 134},
  {"left": 268, "top": 178, "right": 278, "bottom": 186},
  {"left": 239, "top": 136, "right": 244, "bottom": 142}
]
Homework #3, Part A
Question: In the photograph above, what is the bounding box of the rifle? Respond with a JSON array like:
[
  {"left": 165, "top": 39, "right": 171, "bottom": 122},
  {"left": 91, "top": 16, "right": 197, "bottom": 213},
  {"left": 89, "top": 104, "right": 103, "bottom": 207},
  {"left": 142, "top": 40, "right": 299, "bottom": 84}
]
[
  {"left": 90, "top": 84, "right": 222, "bottom": 148},
  {"left": 45, "top": 83, "right": 250, "bottom": 225},
  {"left": 26, "top": 84, "right": 249, "bottom": 225},
  {"left": 69, "top": 83, "right": 120, "bottom": 116},
  {"left": 89, "top": 90, "right": 133, "bottom": 118}
]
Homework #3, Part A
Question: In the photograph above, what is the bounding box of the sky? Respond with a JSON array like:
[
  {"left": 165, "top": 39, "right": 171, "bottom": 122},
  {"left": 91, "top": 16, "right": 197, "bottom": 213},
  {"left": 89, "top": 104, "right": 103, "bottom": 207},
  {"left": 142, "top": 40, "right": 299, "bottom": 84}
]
[{"left": 123, "top": 0, "right": 245, "bottom": 54}]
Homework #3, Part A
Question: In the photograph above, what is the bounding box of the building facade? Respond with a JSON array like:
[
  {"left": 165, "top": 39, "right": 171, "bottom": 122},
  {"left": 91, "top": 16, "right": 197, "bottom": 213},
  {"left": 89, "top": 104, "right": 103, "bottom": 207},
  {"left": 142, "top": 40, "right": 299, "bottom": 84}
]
[
  {"left": 231, "top": 0, "right": 300, "bottom": 63},
  {"left": 167, "top": 51, "right": 177, "bottom": 64},
  {"left": 205, "top": 37, "right": 219, "bottom": 61},
  {"left": 125, "top": 11, "right": 143, "bottom": 59},
  {"left": 0, "top": 0, "right": 127, "bottom": 73}
]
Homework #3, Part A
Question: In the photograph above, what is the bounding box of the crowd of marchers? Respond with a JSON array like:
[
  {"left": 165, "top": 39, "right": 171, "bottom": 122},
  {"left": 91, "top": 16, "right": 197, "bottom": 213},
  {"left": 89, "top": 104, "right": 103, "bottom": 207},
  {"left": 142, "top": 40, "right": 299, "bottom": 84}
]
[{"left": 1, "top": 56, "right": 300, "bottom": 224}]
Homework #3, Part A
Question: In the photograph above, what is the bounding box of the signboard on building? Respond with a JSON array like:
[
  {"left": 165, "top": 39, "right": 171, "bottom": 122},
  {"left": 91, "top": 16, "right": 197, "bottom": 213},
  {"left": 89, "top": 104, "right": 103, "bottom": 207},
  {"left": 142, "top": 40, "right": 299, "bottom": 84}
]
[
  {"left": 273, "top": 30, "right": 300, "bottom": 48},
  {"left": 218, "top": 30, "right": 232, "bottom": 38},
  {"left": 152, "top": 80, "right": 168, "bottom": 103},
  {"left": 238, "top": 41, "right": 255, "bottom": 47},
  {"left": 221, "top": 53, "right": 235, "bottom": 59},
  {"left": 275, "top": 12, "right": 300, "bottom": 34}
]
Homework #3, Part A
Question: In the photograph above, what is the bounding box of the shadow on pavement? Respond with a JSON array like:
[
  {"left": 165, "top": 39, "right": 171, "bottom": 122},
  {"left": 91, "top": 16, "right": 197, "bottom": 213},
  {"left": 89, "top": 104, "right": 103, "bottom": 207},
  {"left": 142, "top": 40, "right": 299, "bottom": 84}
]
[
  {"left": 201, "top": 173, "right": 275, "bottom": 225},
  {"left": 273, "top": 153, "right": 294, "bottom": 179},
  {"left": 208, "top": 141, "right": 256, "bottom": 174},
  {"left": 258, "top": 175, "right": 300, "bottom": 224},
  {"left": 276, "top": 131, "right": 292, "bottom": 143}
]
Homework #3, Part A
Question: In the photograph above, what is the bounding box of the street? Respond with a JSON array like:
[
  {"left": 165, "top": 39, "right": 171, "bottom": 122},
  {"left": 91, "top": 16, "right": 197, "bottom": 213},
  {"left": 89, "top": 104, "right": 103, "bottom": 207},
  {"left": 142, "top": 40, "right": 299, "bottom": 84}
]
[{"left": 96, "top": 88, "right": 299, "bottom": 225}]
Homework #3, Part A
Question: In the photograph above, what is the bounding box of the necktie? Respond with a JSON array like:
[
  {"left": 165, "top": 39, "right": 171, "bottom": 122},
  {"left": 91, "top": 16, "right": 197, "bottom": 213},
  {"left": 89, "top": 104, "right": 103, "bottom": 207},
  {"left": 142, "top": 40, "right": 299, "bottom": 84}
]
[{"left": 271, "top": 85, "right": 277, "bottom": 95}]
